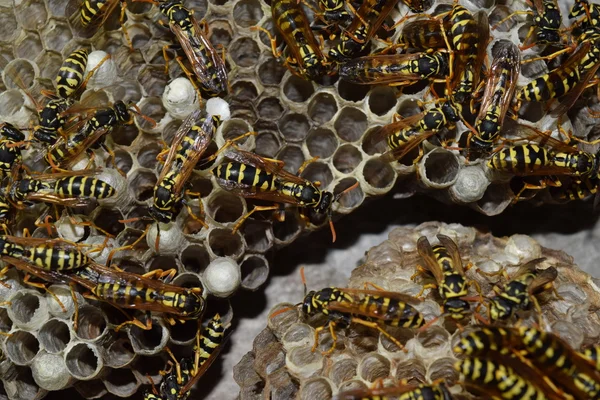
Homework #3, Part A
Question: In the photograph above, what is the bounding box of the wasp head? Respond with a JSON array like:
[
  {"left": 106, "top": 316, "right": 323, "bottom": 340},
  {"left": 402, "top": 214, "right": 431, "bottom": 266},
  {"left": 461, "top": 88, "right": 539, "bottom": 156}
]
[
  {"left": 569, "top": 0, "right": 589, "bottom": 18},
  {"left": 537, "top": 30, "right": 560, "bottom": 45},
  {"left": 114, "top": 101, "right": 132, "bottom": 124},
  {"left": 314, "top": 191, "right": 334, "bottom": 214},
  {"left": 301, "top": 290, "right": 317, "bottom": 316},
  {"left": 443, "top": 298, "right": 470, "bottom": 320},
  {"left": 182, "top": 289, "right": 205, "bottom": 319}
]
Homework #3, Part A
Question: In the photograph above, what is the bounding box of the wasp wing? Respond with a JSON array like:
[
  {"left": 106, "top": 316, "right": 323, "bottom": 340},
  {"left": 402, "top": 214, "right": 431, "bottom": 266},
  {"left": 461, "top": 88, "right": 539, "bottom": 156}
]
[
  {"left": 416, "top": 236, "right": 446, "bottom": 284},
  {"left": 437, "top": 234, "right": 465, "bottom": 275}
]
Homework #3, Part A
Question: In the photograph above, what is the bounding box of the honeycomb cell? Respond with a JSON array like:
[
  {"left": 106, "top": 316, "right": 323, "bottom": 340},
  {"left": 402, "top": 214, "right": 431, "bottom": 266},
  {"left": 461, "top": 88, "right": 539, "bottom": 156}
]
[
  {"left": 138, "top": 97, "right": 167, "bottom": 132},
  {"left": 38, "top": 319, "right": 71, "bottom": 354},
  {"left": 395, "top": 359, "right": 426, "bottom": 384},
  {"left": 279, "top": 113, "right": 310, "bottom": 142},
  {"left": 278, "top": 145, "right": 305, "bottom": 174},
  {"left": 111, "top": 123, "right": 140, "bottom": 146},
  {"left": 0, "top": 307, "right": 12, "bottom": 334},
  {"left": 35, "top": 51, "right": 62, "bottom": 83},
  {"left": 105, "top": 338, "right": 136, "bottom": 369},
  {"left": 128, "top": 23, "right": 152, "bottom": 49},
  {"left": 308, "top": 93, "right": 337, "bottom": 124},
  {"left": 306, "top": 128, "right": 337, "bottom": 159},
  {"left": 137, "top": 65, "right": 169, "bottom": 98},
  {"left": 255, "top": 131, "right": 281, "bottom": 157},
  {"left": 335, "top": 107, "right": 367, "bottom": 142},
  {"left": 210, "top": 20, "right": 233, "bottom": 48},
  {"left": 302, "top": 161, "right": 333, "bottom": 188},
  {"left": 231, "top": 80, "right": 259, "bottom": 101},
  {"left": 233, "top": 0, "right": 263, "bottom": 28},
  {"left": 338, "top": 380, "right": 368, "bottom": 394},
  {"left": 41, "top": 19, "right": 72, "bottom": 52},
  {"left": 0, "top": 9, "right": 17, "bottom": 44},
  {"left": 207, "top": 228, "right": 245, "bottom": 259},
  {"left": 3, "top": 58, "right": 37, "bottom": 90},
  {"left": 368, "top": 86, "right": 397, "bottom": 116},
  {"left": 428, "top": 357, "right": 458, "bottom": 382},
  {"left": 329, "top": 358, "right": 357, "bottom": 386},
  {"left": 15, "top": 31, "right": 43, "bottom": 61},
  {"left": 129, "top": 169, "right": 157, "bottom": 202},
  {"left": 287, "top": 346, "right": 324, "bottom": 376},
  {"left": 111, "top": 80, "right": 143, "bottom": 104},
  {"left": 418, "top": 148, "right": 459, "bottom": 189},
  {"left": 104, "top": 368, "right": 140, "bottom": 397},
  {"left": 92, "top": 207, "right": 125, "bottom": 236},
  {"left": 8, "top": 290, "right": 48, "bottom": 330},
  {"left": 488, "top": 5, "right": 515, "bottom": 32},
  {"left": 240, "top": 255, "right": 269, "bottom": 290},
  {"left": 181, "top": 245, "right": 210, "bottom": 274},
  {"left": 334, "top": 178, "right": 364, "bottom": 209},
  {"left": 362, "top": 158, "right": 396, "bottom": 190},
  {"left": 185, "top": 0, "right": 208, "bottom": 16},
  {"left": 31, "top": 351, "right": 71, "bottom": 391},
  {"left": 74, "top": 380, "right": 107, "bottom": 399},
  {"left": 5, "top": 330, "right": 39, "bottom": 365},
  {"left": 241, "top": 220, "right": 273, "bottom": 253},
  {"left": 128, "top": 318, "right": 169, "bottom": 355},
  {"left": 15, "top": 1, "right": 47, "bottom": 30},
  {"left": 3, "top": 368, "right": 43, "bottom": 400},
  {"left": 80, "top": 89, "right": 111, "bottom": 108},
  {"left": 299, "top": 377, "right": 332, "bottom": 400},
  {"left": 273, "top": 210, "right": 302, "bottom": 243},
  {"left": 283, "top": 75, "right": 314, "bottom": 103},
  {"left": 337, "top": 80, "right": 370, "bottom": 102},
  {"left": 206, "top": 191, "right": 245, "bottom": 223},
  {"left": 0, "top": 89, "right": 33, "bottom": 126},
  {"left": 137, "top": 142, "right": 162, "bottom": 169},
  {"left": 258, "top": 97, "right": 284, "bottom": 120},
  {"left": 188, "top": 175, "right": 213, "bottom": 197},
  {"left": 75, "top": 305, "right": 108, "bottom": 341},
  {"left": 230, "top": 37, "right": 260, "bottom": 67},
  {"left": 358, "top": 353, "right": 390, "bottom": 382},
  {"left": 147, "top": 255, "right": 179, "bottom": 272},
  {"left": 221, "top": 118, "right": 253, "bottom": 142},
  {"left": 333, "top": 144, "right": 363, "bottom": 174},
  {"left": 259, "top": 57, "right": 287, "bottom": 85}
]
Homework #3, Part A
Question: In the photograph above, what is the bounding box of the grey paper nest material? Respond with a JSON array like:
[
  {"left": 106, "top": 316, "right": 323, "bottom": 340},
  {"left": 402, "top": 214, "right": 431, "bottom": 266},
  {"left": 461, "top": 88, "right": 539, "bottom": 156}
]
[{"left": 233, "top": 222, "right": 600, "bottom": 399}]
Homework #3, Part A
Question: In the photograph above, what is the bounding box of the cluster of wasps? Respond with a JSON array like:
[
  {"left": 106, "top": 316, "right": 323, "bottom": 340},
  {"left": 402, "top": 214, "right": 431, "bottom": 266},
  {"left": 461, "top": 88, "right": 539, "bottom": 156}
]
[
  {"left": 275, "top": 233, "right": 600, "bottom": 399},
  {"left": 264, "top": 0, "right": 600, "bottom": 204}
]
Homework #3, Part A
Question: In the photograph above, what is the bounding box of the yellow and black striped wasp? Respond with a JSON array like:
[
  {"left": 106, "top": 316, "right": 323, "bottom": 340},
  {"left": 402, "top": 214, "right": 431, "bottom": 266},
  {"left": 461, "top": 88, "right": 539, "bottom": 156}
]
[
  {"left": 337, "top": 382, "right": 453, "bottom": 400},
  {"left": 213, "top": 149, "right": 357, "bottom": 242},
  {"left": 468, "top": 42, "right": 521, "bottom": 159},
  {"left": 580, "top": 345, "right": 600, "bottom": 371},
  {"left": 415, "top": 234, "right": 479, "bottom": 323},
  {"left": 549, "top": 172, "right": 600, "bottom": 204},
  {"left": 398, "top": 17, "right": 452, "bottom": 51},
  {"left": 329, "top": 0, "right": 401, "bottom": 61},
  {"left": 0, "top": 123, "right": 27, "bottom": 175},
  {"left": 70, "top": 263, "right": 205, "bottom": 332},
  {"left": 493, "top": 0, "right": 564, "bottom": 49},
  {"left": 255, "top": 0, "right": 330, "bottom": 81},
  {"left": 486, "top": 258, "right": 558, "bottom": 322},
  {"left": 143, "top": 313, "right": 229, "bottom": 400},
  {"left": 367, "top": 100, "right": 460, "bottom": 163},
  {"left": 338, "top": 51, "right": 450, "bottom": 85},
  {"left": 150, "top": 109, "right": 220, "bottom": 224},
  {"left": 315, "top": 0, "right": 352, "bottom": 28},
  {"left": 569, "top": 0, "right": 600, "bottom": 35},
  {"left": 78, "top": 0, "right": 133, "bottom": 48}
]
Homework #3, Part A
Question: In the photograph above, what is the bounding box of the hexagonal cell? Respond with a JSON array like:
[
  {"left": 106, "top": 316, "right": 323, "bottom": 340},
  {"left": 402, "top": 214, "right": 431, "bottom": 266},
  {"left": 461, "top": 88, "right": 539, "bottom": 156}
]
[
  {"left": 36, "top": 51, "right": 62, "bottom": 82},
  {"left": 114, "top": 148, "right": 134, "bottom": 174},
  {"left": 283, "top": 75, "right": 314, "bottom": 103},
  {"left": 334, "top": 178, "right": 364, "bottom": 209},
  {"left": 221, "top": 118, "right": 254, "bottom": 142},
  {"left": 15, "top": 31, "right": 43, "bottom": 61},
  {"left": 395, "top": 359, "right": 426, "bottom": 384},
  {"left": 259, "top": 57, "right": 287, "bottom": 85},
  {"left": 278, "top": 145, "right": 305, "bottom": 174},
  {"left": 272, "top": 210, "right": 302, "bottom": 243},
  {"left": 75, "top": 305, "right": 108, "bottom": 341},
  {"left": 104, "top": 367, "right": 140, "bottom": 397},
  {"left": 210, "top": 20, "right": 233, "bottom": 48},
  {"left": 299, "top": 377, "right": 332, "bottom": 400},
  {"left": 3, "top": 58, "right": 37, "bottom": 90},
  {"left": 138, "top": 97, "right": 167, "bottom": 131},
  {"left": 128, "top": 23, "right": 153, "bottom": 49},
  {"left": 15, "top": 1, "right": 47, "bottom": 30},
  {"left": 255, "top": 131, "right": 281, "bottom": 157},
  {"left": 92, "top": 207, "right": 125, "bottom": 236},
  {"left": 104, "top": 338, "right": 135, "bottom": 369},
  {"left": 180, "top": 244, "right": 211, "bottom": 273},
  {"left": 41, "top": 19, "right": 72, "bottom": 52},
  {"left": 230, "top": 37, "right": 260, "bottom": 67},
  {"left": 241, "top": 220, "right": 272, "bottom": 253},
  {"left": 334, "top": 107, "right": 368, "bottom": 142},
  {"left": 308, "top": 92, "right": 338, "bottom": 124},
  {"left": 362, "top": 158, "right": 396, "bottom": 190},
  {"left": 358, "top": 353, "right": 390, "bottom": 382},
  {"left": 5, "top": 330, "right": 39, "bottom": 365},
  {"left": 137, "top": 64, "right": 169, "bottom": 97},
  {"left": 232, "top": 0, "right": 263, "bottom": 28},
  {"left": 302, "top": 161, "right": 334, "bottom": 188},
  {"left": 489, "top": 6, "right": 516, "bottom": 32},
  {"left": 146, "top": 255, "right": 179, "bottom": 272},
  {"left": 306, "top": 128, "right": 338, "bottom": 159},
  {"left": 338, "top": 80, "right": 370, "bottom": 102},
  {"left": 207, "top": 228, "right": 245, "bottom": 259},
  {"left": 206, "top": 191, "right": 245, "bottom": 223},
  {"left": 368, "top": 86, "right": 397, "bottom": 116},
  {"left": 38, "top": 319, "right": 71, "bottom": 354},
  {"left": 258, "top": 97, "right": 284, "bottom": 120},
  {"left": 333, "top": 144, "right": 363, "bottom": 174},
  {"left": 137, "top": 142, "right": 162, "bottom": 169},
  {"left": 230, "top": 80, "right": 259, "bottom": 101},
  {"left": 240, "top": 255, "right": 269, "bottom": 290},
  {"left": 129, "top": 169, "right": 157, "bottom": 202},
  {"left": 279, "top": 113, "right": 310, "bottom": 142},
  {"left": 0, "top": 9, "right": 18, "bottom": 44}
]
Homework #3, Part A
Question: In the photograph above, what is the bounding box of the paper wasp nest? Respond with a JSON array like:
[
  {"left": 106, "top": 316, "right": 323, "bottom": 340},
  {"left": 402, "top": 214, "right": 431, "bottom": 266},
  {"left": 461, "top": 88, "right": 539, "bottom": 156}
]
[
  {"left": 233, "top": 222, "right": 600, "bottom": 399},
  {"left": 0, "top": 0, "right": 598, "bottom": 397}
]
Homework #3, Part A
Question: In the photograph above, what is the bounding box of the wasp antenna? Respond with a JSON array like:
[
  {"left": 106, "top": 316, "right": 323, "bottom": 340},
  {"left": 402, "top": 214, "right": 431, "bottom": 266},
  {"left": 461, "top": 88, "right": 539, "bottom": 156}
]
[
  {"left": 329, "top": 216, "right": 337, "bottom": 243},
  {"left": 334, "top": 180, "right": 359, "bottom": 203},
  {"left": 300, "top": 266, "right": 308, "bottom": 297}
]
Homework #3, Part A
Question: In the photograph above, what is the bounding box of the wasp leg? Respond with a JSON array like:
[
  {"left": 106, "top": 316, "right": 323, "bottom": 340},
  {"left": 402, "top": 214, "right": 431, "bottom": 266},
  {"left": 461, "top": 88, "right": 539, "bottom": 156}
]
[
  {"left": 415, "top": 283, "right": 437, "bottom": 300},
  {"left": 23, "top": 274, "right": 67, "bottom": 313},
  {"left": 492, "top": 10, "right": 532, "bottom": 31},
  {"left": 363, "top": 281, "right": 386, "bottom": 291},
  {"left": 114, "top": 312, "right": 153, "bottom": 332},
  {"left": 232, "top": 205, "right": 281, "bottom": 235},
  {"left": 521, "top": 45, "right": 575, "bottom": 64},
  {"left": 351, "top": 318, "right": 407, "bottom": 352},
  {"left": 142, "top": 268, "right": 178, "bottom": 283},
  {"left": 174, "top": 57, "right": 204, "bottom": 106},
  {"left": 182, "top": 193, "right": 208, "bottom": 230},
  {"left": 312, "top": 321, "right": 338, "bottom": 355},
  {"left": 251, "top": 26, "right": 283, "bottom": 59},
  {"left": 106, "top": 223, "right": 150, "bottom": 265},
  {"left": 198, "top": 131, "right": 259, "bottom": 167}
]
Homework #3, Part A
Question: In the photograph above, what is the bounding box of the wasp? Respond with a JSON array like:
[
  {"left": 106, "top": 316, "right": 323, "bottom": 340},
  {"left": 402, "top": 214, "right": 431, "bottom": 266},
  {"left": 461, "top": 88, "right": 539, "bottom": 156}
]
[
  {"left": 416, "top": 234, "right": 477, "bottom": 321},
  {"left": 44, "top": 100, "right": 146, "bottom": 169},
  {"left": 0, "top": 123, "right": 27, "bottom": 174},
  {"left": 569, "top": 0, "right": 600, "bottom": 34},
  {"left": 316, "top": 0, "right": 352, "bottom": 27},
  {"left": 150, "top": 109, "right": 219, "bottom": 224},
  {"left": 255, "top": 0, "right": 329, "bottom": 81},
  {"left": 399, "top": 18, "right": 452, "bottom": 50},
  {"left": 339, "top": 51, "right": 450, "bottom": 85},
  {"left": 213, "top": 149, "right": 356, "bottom": 242},
  {"left": 337, "top": 382, "right": 453, "bottom": 400},
  {"left": 581, "top": 345, "right": 600, "bottom": 371},
  {"left": 329, "top": 0, "right": 401, "bottom": 61},
  {"left": 487, "top": 258, "right": 557, "bottom": 322},
  {"left": 468, "top": 43, "right": 521, "bottom": 159},
  {"left": 55, "top": 49, "right": 90, "bottom": 99},
  {"left": 368, "top": 100, "right": 460, "bottom": 162},
  {"left": 493, "top": 0, "right": 563, "bottom": 48},
  {"left": 152, "top": 0, "right": 228, "bottom": 95},
  {"left": 550, "top": 173, "right": 600, "bottom": 204},
  {"left": 71, "top": 263, "right": 205, "bottom": 331},
  {"left": 516, "top": 37, "right": 600, "bottom": 117},
  {"left": 79, "top": 0, "right": 132, "bottom": 48},
  {"left": 447, "top": 7, "right": 489, "bottom": 105}
]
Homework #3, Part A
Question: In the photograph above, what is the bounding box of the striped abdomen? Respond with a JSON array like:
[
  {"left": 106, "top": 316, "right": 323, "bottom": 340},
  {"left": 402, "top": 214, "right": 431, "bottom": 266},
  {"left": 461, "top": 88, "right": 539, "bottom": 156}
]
[
  {"left": 213, "top": 162, "right": 277, "bottom": 191},
  {"left": 358, "top": 295, "right": 424, "bottom": 328},
  {"left": 80, "top": 0, "right": 109, "bottom": 27},
  {"left": 0, "top": 140, "right": 22, "bottom": 172},
  {"left": 432, "top": 244, "right": 454, "bottom": 272},
  {"left": 487, "top": 145, "right": 552, "bottom": 174},
  {"left": 56, "top": 49, "right": 89, "bottom": 98},
  {"left": 54, "top": 176, "right": 115, "bottom": 199},
  {"left": 196, "top": 313, "right": 226, "bottom": 368},
  {"left": 26, "top": 244, "right": 89, "bottom": 271}
]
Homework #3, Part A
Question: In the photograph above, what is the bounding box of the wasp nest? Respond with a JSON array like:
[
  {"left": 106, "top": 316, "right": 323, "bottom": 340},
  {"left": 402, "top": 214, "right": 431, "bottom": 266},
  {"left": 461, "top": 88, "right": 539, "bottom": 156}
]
[{"left": 233, "top": 222, "right": 600, "bottom": 399}]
